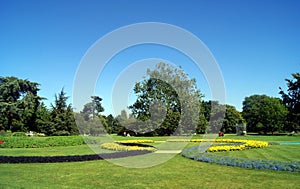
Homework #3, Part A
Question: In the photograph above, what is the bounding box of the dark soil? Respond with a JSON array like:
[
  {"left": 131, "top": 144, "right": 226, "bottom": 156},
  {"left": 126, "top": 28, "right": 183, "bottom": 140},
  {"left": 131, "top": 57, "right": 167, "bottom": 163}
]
[{"left": 0, "top": 150, "right": 151, "bottom": 164}]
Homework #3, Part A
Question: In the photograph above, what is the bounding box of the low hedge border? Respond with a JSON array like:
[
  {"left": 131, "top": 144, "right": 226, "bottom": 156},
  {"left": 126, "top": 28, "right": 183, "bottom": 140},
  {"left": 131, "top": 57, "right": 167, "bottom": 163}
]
[{"left": 0, "top": 150, "right": 151, "bottom": 164}]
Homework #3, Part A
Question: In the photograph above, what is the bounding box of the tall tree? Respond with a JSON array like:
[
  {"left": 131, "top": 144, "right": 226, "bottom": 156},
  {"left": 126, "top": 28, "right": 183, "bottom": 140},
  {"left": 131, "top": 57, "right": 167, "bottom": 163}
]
[
  {"left": 50, "top": 88, "right": 78, "bottom": 135},
  {"left": 106, "top": 114, "right": 119, "bottom": 134},
  {"left": 36, "top": 102, "right": 54, "bottom": 135},
  {"left": 242, "top": 94, "right": 288, "bottom": 134},
  {"left": 129, "top": 62, "right": 202, "bottom": 136},
  {"left": 279, "top": 73, "right": 300, "bottom": 131},
  {"left": 81, "top": 96, "right": 104, "bottom": 120},
  {"left": 0, "top": 76, "right": 42, "bottom": 132},
  {"left": 77, "top": 96, "right": 106, "bottom": 135}
]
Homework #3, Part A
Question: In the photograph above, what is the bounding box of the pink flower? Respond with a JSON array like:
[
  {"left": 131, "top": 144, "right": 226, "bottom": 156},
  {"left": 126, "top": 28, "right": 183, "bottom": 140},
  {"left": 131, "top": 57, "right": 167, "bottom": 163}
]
[{"left": 0, "top": 140, "right": 4, "bottom": 145}]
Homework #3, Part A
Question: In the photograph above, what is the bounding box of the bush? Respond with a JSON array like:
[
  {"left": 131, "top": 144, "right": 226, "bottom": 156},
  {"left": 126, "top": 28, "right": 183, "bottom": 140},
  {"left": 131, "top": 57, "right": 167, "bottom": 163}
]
[
  {"left": 0, "top": 136, "right": 85, "bottom": 148},
  {"left": 52, "top": 131, "right": 70, "bottom": 136},
  {"left": 0, "top": 130, "right": 9, "bottom": 136},
  {"left": 11, "top": 132, "right": 27, "bottom": 137}
]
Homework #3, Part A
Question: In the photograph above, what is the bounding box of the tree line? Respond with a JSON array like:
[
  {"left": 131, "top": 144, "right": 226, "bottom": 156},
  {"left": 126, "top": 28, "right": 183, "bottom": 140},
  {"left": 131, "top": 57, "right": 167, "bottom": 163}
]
[{"left": 0, "top": 63, "right": 299, "bottom": 136}]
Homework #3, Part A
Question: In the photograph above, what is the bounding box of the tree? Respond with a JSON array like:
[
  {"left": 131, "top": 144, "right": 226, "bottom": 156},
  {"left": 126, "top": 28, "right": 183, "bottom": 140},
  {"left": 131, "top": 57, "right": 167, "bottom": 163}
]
[
  {"left": 36, "top": 102, "right": 54, "bottom": 135},
  {"left": 200, "top": 101, "right": 242, "bottom": 134},
  {"left": 50, "top": 88, "right": 78, "bottom": 135},
  {"left": 242, "top": 94, "right": 288, "bottom": 134},
  {"left": 279, "top": 73, "right": 300, "bottom": 132},
  {"left": 76, "top": 96, "right": 106, "bottom": 136},
  {"left": 129, "top": 62, "right": 202, "bottom": 136},
  {"left": 81, "top": 96, "right": 104, "bottom": 120},
  {"left": 221, "top": 105, "right": 244, "bottom": 133},
  {"left": 116, "top": 110, "right": 136, "bottom": 135},
  {"left": 0, "top": 76, "right": 42, "bottom": 132},
  {"left": 106, "top": 114, "right": 119, "bottom": 134}
]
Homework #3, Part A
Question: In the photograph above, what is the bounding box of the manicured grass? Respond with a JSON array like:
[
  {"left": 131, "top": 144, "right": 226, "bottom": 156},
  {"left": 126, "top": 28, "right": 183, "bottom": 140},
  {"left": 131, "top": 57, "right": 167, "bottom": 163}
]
[
  {"left": 0, "top": 155, "right": 299, "bottom": 189},
  {"left": 214, "top": 144, "right": 300, "bottom": 162},
  {"left": 0, "top": 134, "right": 299, "bottom": 188}
]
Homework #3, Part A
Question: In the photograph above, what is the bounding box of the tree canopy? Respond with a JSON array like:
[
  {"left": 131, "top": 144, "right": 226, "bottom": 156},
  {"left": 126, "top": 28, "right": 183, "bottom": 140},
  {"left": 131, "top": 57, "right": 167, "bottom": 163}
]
[
  {"left": 280, "top": 73, "right": 300, "bottom": 131},
  {"left": 0, "top": 77, "right": 42, "bottom": 132},
  {"left": 242, "top": 94, "right": 287, "bottom": 134},
  {"left": 0, "top": 71, "right": 297, "bottom": 136},
  {"left": 129, "top": 62, "right": 202, "bottom": 136}
]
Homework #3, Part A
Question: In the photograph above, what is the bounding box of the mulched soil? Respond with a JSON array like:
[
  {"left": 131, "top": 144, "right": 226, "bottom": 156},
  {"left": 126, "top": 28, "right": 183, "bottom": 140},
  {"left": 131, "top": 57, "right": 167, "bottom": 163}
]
[{"left": 0, "top": 150, "right": 151, "bottom": 164}]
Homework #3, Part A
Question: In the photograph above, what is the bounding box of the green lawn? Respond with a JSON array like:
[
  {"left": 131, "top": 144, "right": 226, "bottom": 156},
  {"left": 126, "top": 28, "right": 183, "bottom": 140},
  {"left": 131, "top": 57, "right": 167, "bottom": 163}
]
[
  {"left": 0, "top": 134, "right": 299, "bottom": 189},
  {"left": 0, "top": 155, "right": 299, "bottom": 189}
]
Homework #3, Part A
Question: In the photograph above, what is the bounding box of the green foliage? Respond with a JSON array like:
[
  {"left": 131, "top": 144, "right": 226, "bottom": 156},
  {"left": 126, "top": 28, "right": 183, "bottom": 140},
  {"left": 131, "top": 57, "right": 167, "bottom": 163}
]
[
  {"left": 222, "top": 105, "right": 245, "bottom": 133},
  {"left": 129, "top": 62, "right": 202, "bottom": 136},
  {"left": 35, "top": 102, "right": 54, "bottom": 135},
  {"left": 199, "top": 101, "right": 244, "bottom": 134},
  {"left": 81, "top": 96, "right": 104, "bottom": 120},
  {"left": 280, "top": 73, "right": 300, "bottom": 131},
  {"left": 0, "top": 136, "right": 84, "bottom": 148},
  {"left": 242, "top": 94, "right": 288, "bottom": 134},
  {"left": 76, "top": 96, "right": 108, "bottom": 136},
  {"left": 0, "top": 76, "right": 43, "bottom": 132},
  {"left": 50, "top": 88, "right": 79, "bottom": 136},
  {"left": 105, "top": 114, "right": 119, "bottom": 134}
]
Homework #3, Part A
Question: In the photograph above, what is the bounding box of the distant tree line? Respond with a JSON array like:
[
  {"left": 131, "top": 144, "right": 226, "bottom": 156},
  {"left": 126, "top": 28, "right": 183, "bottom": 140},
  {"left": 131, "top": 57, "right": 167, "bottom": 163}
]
[{"left": 0, "top": 64, "right": 299, "bottom": 136}]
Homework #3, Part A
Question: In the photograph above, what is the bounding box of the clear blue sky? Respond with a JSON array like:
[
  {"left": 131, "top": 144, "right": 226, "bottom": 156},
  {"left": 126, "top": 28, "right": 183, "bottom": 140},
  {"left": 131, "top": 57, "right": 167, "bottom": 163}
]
[{"left": 1, "top": 0, "right": 299, "bottom": 116}]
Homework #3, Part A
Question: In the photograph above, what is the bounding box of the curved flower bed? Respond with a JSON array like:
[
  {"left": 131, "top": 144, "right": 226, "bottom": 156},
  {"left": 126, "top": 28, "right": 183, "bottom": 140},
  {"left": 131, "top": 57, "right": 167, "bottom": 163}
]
[
  {"left": 100, "top": 142, "right": 156, "bottom": 152},
  {"left": 182, "top": 146, "right": 300, "bottom": 172},
  {"left": 168, "top": 139, "right": 269, "bottom": 152},
  {"left": 0, "top": 150, "right": 151, "bottom": 164},
  {"left": 206, "top": 139, "right": 268, "bottom": 152},
  {"left": 116, "top": 139, "right": 154, "bottom": 143}
]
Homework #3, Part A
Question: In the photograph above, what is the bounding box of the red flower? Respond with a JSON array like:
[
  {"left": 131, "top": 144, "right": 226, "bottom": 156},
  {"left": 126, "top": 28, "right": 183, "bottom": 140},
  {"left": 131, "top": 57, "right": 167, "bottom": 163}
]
[{"left": 0, "top": 140, "right": 4, "bottom": 145}]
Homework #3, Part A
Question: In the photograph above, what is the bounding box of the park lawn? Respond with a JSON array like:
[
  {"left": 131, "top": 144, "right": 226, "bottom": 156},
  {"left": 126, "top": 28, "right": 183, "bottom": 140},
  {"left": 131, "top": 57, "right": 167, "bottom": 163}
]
[
  {"left": 0, "top": 134, "right": 299, "bottom": 188},
  {"left": 0, "top": 155, "right": 299, "bottom": 189}
]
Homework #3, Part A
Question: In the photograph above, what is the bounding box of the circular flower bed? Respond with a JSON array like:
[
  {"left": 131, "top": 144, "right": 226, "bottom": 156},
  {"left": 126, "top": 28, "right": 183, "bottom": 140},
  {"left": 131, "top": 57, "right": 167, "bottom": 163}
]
[{"left": 181, "top": 139, "right": 300, "bottom": 172}]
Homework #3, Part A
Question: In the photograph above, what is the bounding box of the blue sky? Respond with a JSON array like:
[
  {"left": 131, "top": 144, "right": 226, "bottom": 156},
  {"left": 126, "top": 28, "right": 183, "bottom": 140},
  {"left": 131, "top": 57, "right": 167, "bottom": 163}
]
[{"left": 1, "top": 0, "right": 299, "bottom": 116}]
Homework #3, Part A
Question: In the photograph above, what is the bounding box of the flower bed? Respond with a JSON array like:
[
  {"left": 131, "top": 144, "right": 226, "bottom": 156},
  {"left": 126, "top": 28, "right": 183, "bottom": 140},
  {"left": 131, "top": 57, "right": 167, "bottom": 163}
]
[
  {"left": 182, "top": 146, "right": 300, "bottom": 172},
  {"left": 0, "top": 150, "right": 151, "bottom": 164},
  {"left": 168, "top": 139, "right": 269, "bottom": 152},
  {"left": 100, "top": 142, "right": 156, "bottom": 152},
  {"left": 116, "top": 139, "right": 154, "bottom": 143}
]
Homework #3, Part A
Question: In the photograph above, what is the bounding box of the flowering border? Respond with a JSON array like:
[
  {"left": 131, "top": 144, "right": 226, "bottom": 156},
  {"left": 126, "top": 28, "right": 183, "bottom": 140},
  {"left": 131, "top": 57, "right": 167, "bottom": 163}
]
[
  {"left": 182, "top": 145, "right": 300, "bottom": 173},
  {"left": 168, "top": 139, "right": 269, "bottom": 152},
  {"left": 115, "top": 139, "right": 154, "bottom": 143},
  {"left": 100, "top": 142, "right": 156, "bottom": 152}
]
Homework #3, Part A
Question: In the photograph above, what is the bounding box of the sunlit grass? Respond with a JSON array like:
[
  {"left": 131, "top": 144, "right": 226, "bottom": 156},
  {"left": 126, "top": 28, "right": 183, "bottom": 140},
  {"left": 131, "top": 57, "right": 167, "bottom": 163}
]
[
  {"left": 0, "top": 155, "right": 299, "bottom": 189},
  {"left": 0, "top": 134, "right": 299, "bottom": 188}
]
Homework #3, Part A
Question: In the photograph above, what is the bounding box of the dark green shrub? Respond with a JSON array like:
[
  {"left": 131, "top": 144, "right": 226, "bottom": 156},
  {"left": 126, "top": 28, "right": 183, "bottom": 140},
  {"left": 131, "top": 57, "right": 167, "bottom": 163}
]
[
  {"left": 0, "top": 130, "right": 9, "bottom": 136},
  {"left": 0, "top": 136, "right": 85, "bottom": 148},
  {"left": 11, "top": 132, "right": 27, "bottom": 137}
]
